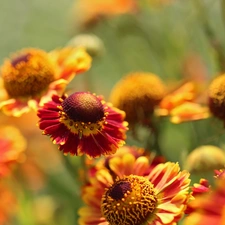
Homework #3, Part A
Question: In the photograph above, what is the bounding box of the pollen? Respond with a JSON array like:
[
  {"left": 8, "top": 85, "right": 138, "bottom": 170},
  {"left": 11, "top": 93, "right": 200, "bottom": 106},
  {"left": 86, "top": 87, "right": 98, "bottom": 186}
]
[
  {"left": 1, "top": 48, "right": 55, "bottom": 98},
  {"left": 101, "top": 175, "right": 158, "bottom": 225}
]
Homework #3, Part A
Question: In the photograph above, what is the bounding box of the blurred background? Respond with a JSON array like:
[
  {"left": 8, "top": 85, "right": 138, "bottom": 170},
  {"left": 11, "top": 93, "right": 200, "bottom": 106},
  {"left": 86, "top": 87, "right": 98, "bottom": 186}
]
[{"left": 1, "top": 0, "right": 225, "bottom": 224}]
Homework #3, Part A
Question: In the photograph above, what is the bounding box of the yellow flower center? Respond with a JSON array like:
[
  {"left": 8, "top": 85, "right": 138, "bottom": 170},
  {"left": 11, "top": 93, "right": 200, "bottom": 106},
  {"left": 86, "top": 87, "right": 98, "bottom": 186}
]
[
  {"left": 1, "top": 48, "right": 55, "bottom": 98},
  {"left": 208, "top": 74, "right": 225, "bottom": 120},
  {"left": 101, "top": 175, "right": 158, "bottom": 225},
  {"left": 59, "top": 92, "right": 108, "bottom": 138}
]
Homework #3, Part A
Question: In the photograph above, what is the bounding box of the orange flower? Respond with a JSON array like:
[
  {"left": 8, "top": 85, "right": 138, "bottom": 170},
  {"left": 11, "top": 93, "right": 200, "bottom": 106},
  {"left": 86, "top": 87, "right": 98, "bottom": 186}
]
[
  {"left": 157, "top": 82, "right": 197, "bottom": 116},
  {"left": 0, "top": 125, "right": 27, "bottom": 177},
  {"left": 156, "top": 82, "right": 210, "bottom": 123},
  {"left": 72, "top": 0, "right": 138, "bottom": 27},
  {"left": 169, "top": 102, "right": 210, "bottom": 124},
  {"left": 78, "top": 152, "right": 190, "bottom": 225},
  {"left": 0, "top": 47, "right": 91, "bottom": 117},
  {"left": 183, "top": 178, "right": 225, "bottom": 225}
]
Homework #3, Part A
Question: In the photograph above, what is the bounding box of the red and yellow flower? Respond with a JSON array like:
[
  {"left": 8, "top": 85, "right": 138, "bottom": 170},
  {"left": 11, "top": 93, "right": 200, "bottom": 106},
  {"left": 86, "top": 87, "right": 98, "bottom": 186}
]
[
  {"left": 183, "top": 177, "right": 225, "bottom": 225},
  {"left": 37, "top": 91, "right": 128, "bottom": 158},
  {"left": 0, "top": 125, "right": 27, "bottom": 177},
  {"left": 0, "top": 47, "right": 91, "bottom": 117},
  {"left": 78, "top": 151, "right": 190, "bottom": 225}
]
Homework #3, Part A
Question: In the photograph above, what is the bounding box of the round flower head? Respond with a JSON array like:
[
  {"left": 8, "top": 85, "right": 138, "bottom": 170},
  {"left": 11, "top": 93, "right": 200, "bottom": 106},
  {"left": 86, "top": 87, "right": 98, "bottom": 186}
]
[
  {"left": 208, "top": 74, "right": 225, "bottom": 121},
  {"left": 0, "top": 47, "right": 91, "bottom": 117},
  {"left": 184, "top": 145, "right": 225, "bottom": 173},
  {"left": 109, "top": 72, "right": 166, "bottom": 127},
  {"left": 78, "top": 152, "right": 190, "bottom": 225},
  {"left": 37, "top": 91, "right": 128, "bottom": 158}
]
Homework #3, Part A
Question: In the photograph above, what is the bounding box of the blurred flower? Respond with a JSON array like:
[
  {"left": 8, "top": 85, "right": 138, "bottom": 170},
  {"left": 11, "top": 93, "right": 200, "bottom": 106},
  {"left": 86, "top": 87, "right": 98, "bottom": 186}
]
[
  {"left": 109, "top": 72, "right": 166, "bottom": 128},
  {"left": 38, "top": 91, "right": 128, "bottom": 158},
  {"left": 0, "top": 181, "right": 17, "bottom": 225},
  {"left": 215, "top": 167, "right": 225, "bottom": 179},
  {"left": 67, "top": 34, "right": 105, "bottom": 57},
  {"left": 185, "top": 179, "right": 210, "bottom": 214},
  {"left": 72, "top": 0, "right": 138, "bottom": 28},
  {"left": 78, "top": 151, "right": 190, "bottom": 225},
  {"left": 156, "top": 81, "right": 210, "bottom": 123},
  {"left": 184, "top": 145, "right": 225, "bottom": 173},
  {"left": 0, "top": 47, "right": 91, "bottom": 117},
  {"left": 191, "top": 179, "right": 210, "bottom": 197},
  {"left": 0, "top": 125, "right": 27, "bottom": 177},
  {"left": 183, "top": 178, "right": 225, "bottom": 225},
  {"left": 208, "top": 74, "right": 225, "bottom": 123},
  {"left": 169, "top": 102, "right": 210, "bottom": 124},
  {"left": 157, "top": 82, "right": 197, "bottom": 115}
]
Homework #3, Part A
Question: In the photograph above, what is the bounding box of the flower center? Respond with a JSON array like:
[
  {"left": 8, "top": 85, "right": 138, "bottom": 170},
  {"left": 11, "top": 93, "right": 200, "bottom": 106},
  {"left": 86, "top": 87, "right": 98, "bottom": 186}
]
[
  {"left": 101, "top": 175, "right": 158, "bottom": 225},
  {"left": 1, "top": 48, "right": 55, "bottom": 98},
  {"left": 61, "top": 92, "right": 105, "bottom": 123}
]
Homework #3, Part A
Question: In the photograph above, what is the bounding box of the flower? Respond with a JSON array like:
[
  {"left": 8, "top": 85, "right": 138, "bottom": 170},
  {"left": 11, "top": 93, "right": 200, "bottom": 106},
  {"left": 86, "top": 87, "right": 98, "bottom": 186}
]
[
  {"left": 37, "top": 91, "right": 128, "bottom": 158},
  {"left": 78, "top": 152, "right": 190, "bottom": 225},
  {"left": 83, "top": 145, "right": 166, "bottom": 181},
  {"left": 208, "top": 74, "right": 225, "bottom": 122},
  {"left": 0, "top": 47, "right": 91, "bottom": 117},
  {"left": 157, "top": 82, "right": 196, "bottom": 115},
  {"left": 0, "top": 125, "right": 27, "bottom": 177},
  {"left": 109, "top": 72, "right": 166, "bottom": 127},
  {"left": 183, "top": 145, "right": 225, "bottom": 173},
  {"left": 169, "top": 102, "right": 210, "bottom": 124},
  {"left": 156, "top": 81, "right": 210, "bottom": 123},
  {"left": 183, "top": 178, "right": 225, "bottom": 225},
  {"left": 72, "top": 0, "right": 138, "bottom": 28},
  {"left": 185, "top": 179, "right": 210, "bottom": 214}
]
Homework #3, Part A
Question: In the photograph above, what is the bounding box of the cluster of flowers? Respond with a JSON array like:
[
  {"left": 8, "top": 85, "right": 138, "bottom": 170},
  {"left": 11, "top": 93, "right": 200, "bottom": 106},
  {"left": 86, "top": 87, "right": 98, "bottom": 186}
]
[{"left": 0, "top": 44, "right": 225, "bottom": 225}]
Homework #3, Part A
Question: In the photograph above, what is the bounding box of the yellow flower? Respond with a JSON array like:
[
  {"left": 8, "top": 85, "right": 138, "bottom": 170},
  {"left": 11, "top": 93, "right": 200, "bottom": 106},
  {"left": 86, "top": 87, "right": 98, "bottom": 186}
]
[
  {"left": 109, "top": 72, "right": 166, "bottom": 127},
  {"left": 78, "top": 152, "right": 190, "bottom": 225},
  {"left": 208, "top": 74, "right": 225, "bottom": 122},
  {"left": 0, "top": 47, "right": 91, "bottom": 117}
]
